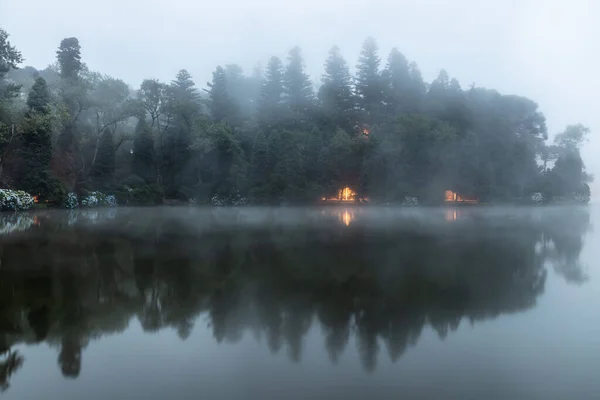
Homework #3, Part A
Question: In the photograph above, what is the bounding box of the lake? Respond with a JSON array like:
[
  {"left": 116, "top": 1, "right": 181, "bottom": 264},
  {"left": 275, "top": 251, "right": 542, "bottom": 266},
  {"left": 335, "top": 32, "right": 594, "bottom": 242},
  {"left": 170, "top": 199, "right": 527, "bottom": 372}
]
[{"left": 0, "top": 206, "right": 598, "bottom": 399}]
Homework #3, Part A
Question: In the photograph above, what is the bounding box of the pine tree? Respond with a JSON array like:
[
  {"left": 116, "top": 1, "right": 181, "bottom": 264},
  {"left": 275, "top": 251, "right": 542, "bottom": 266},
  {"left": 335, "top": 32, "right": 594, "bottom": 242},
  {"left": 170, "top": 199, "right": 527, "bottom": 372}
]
[
  {"left": 355, "top": 37, "right": 382, "bottom": 124},
  {"left": 171, "top": 69, "right": 200, "bottom": 106},
  {"left": 407, "top": 61, "right": 426, "bottom": 111},
  {"left": 0, "top": 28, "right": 24, "bottom": 101},
  {"left": 205, "top": 66, "right": 238, "bottom": 124},
  {"left": 283, "top": 46, "right": 314, "bottom": 114},
  {"left": 318, "top": 46, "right": 356, "bottom": 133},
  {"left": 163, "top": 70, "right": 199, "bottom": 197},
  {"left": 56, "top": 37, "right": 82, "bottom": 80},
  {"left": 132, "top": 117, "right": 156, "bottom": 184},
  {"left": 90, "top": 128, "right": 115, "bottom": 189},
  {"left": 382, "top": 48, "right": 411, "bottom": 117},
  {"left": 258, "top": 56, "right": 285, "bottom": 125},
  {"left": 17, "top": 77, "right": 53, "bottom": 197}
]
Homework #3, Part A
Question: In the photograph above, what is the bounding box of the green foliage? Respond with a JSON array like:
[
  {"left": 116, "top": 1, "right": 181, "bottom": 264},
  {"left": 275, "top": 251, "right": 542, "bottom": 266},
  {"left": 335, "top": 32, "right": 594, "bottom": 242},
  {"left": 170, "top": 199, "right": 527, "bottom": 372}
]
[
  {"left": 319, "top": 46, "right": 356, "bottom": 133},
  {"left": 56, "top": 38, "right": 82, "bottom": 80},
  {"left": 132, "top": 118, "right": 155, "bottom": 184},
  {"left": 355, "top": 37, "right": 383, "bottom": 124},
  {"left": 205, "top": 66, "right": 239, "bottom": 125},
  {"left": 283, "top": 46, "right": 314, "bottom": 114},
  {"left": 258, "top": 56, "right": 285, "bottom": 126},
  {"left": 89, "top": 128, "right": 115, "bottom": 189},
  {"left": 0, "top": 28, "right": 24, "bottom": 102},
  {"left": 0, "top": 36, "right": 592, "bottom": 206},
  {"left": 114, "top": 184, "right": 164, "bottom": 206}
]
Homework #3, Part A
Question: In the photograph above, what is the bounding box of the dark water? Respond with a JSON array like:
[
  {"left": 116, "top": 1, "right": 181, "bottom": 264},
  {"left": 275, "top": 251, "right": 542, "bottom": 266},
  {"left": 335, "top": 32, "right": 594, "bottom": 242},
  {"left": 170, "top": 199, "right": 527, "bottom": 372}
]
[{"left": 0, "top": 206, "right": 598, "bottom": 399}]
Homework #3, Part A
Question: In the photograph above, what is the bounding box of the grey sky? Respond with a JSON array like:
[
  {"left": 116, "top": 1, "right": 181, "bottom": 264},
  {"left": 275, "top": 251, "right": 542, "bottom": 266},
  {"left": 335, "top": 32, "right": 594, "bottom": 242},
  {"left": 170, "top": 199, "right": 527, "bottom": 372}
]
[{"left": 2, "top": 0, "right": 598, "bottom": 195}]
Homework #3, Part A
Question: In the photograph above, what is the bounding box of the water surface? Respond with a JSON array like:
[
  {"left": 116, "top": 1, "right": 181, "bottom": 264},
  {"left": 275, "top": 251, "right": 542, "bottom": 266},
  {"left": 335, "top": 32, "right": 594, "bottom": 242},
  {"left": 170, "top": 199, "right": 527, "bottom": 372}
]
[{"left": 0, "top": 206, "right": 598, "bottom": 399}]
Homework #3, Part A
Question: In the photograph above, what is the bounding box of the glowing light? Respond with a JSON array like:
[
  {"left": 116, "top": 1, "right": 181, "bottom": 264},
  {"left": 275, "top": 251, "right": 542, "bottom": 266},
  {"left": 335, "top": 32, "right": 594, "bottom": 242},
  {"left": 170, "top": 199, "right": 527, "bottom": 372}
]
[
  {"left": 33, "top": 195, "right": 39, "bottom": 204},
  {"left": 339, "top": 187, "right": 356, "bottom": 201},
  {"left": 445, "top": 208, "right": 458, "bottom": 222},
  {"left": 444, "top": 190, "right": 477, "bottom": 204},
  {"left": 362, "top": 128, "right": 370, "bottom": 136},
  {"left": 340, "top": 209, "right": 353, "bottom": 226}
]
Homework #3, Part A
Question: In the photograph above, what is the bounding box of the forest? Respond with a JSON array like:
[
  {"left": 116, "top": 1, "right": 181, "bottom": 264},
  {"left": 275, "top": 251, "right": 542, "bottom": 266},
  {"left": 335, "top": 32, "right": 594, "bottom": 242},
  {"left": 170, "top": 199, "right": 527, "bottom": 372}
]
[{"left": 0, "top": 28, "right": 592, "bottom": 206}]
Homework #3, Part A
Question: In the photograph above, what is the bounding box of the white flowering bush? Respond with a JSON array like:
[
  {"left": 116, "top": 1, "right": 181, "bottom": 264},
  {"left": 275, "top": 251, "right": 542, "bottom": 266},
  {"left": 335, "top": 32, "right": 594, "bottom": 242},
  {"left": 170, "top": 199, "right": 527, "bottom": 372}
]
[
  {"left": 574, "top": 192, "right": 590, "bottom": 204},
  {"left": 81, "top": 191, "right": 118, "bottom": 208},
  {"left": 81, "top": 193, "right": 99, "bottom": 208},
  {"left": 105, "top": 194, "right": 117, "bottom": 207},
  {"left": 531, "top": 192, "right": 544, "bottom": 204},
  {"left": 0, "top": 189, "right": 35, "bottom": 211},
  {"left": 210, "top": 191, "right": 248, "bottom": 206},
  {"left": 64, "top": 192, "right": 79, "bottom": 209},
  {"left": 402, "top": 196, "right": 419, "bottom": 206}
]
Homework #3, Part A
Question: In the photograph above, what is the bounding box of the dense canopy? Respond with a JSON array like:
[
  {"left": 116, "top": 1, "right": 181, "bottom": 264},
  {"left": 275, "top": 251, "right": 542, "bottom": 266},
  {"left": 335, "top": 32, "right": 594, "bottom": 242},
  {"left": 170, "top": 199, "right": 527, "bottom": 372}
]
[{"left": 0, "top": 29, "right": 592, "bottom": 205}]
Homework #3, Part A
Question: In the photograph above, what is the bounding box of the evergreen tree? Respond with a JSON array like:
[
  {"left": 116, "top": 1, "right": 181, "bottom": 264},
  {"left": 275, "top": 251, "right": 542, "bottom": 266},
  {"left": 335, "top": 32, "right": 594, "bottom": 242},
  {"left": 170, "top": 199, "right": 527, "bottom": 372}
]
[
  {"left": 17, "top": 78, "right": 53, "bottom": 198},
  {"left": 163, "top": 70, "right": 199, "bottom": 197},
  {"left": 258, "top": 56, "right": 285, "bottom": 126},
  {"left": 171, "top": 69, "right": 200, "bottom": 107},
  {"left": 56, "top": 37, "right": 82, "bottom": 80},
  {"left": 26, "top": 77, "right": 50, "bottom": 114},
  {"left": 318, "top": 46, "right": 356, "bottom": 133},
  {"left": 206, "top": 66, "right": 238, "bottom": 124},
  {"left": 382, "top": 48, "right": 411, "bottom": 117},
  {"left": 355, "top": 37, "right": 383, "bottom": 125},
  {"left": 283, "top": 46, "right": 314, "bottom": 114},
  {"left": 132, "top": 117, "right": 156, "bottom": 184},
  {"left": 0, "top": 28, "right": 24, "bottom": 102},
  {"left": 89, "top": 128, "right": 115, "bottom": 189},
  {"left": 407, "top": 61, "right": 426, "bottom": 112}
]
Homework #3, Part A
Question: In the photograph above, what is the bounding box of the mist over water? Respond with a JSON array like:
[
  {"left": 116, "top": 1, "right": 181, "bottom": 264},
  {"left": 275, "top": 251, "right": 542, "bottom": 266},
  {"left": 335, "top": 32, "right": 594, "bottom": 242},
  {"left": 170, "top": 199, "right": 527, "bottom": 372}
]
[{"left": 0, "top": 206, "right": 598, "bottom": 399}]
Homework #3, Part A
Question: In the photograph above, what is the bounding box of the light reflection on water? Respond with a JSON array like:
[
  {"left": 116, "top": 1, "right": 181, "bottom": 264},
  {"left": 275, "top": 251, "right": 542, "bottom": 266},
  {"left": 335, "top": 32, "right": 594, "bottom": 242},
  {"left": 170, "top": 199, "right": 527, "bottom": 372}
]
[{"left": 0, "top": 206, "right": 598, "bottom": 399}]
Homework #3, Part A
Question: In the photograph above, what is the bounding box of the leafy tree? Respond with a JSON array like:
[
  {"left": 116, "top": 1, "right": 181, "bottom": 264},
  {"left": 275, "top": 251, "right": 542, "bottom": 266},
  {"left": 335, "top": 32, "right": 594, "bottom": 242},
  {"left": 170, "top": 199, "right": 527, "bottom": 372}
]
[
  {"left": 192, "top": 122, "right": 247, "bottom": 201},
  {"left": 17, "top": 78, "right": 54, "bottom": 198},
  {"left": 132, "top": 117, "right": 155, "bottom": 184},
  {"left": 89, "top": 128, "right": 115, "bottom": 189},
  {"left": 0, "top": 29, "right": 24, "bottom": 102}
]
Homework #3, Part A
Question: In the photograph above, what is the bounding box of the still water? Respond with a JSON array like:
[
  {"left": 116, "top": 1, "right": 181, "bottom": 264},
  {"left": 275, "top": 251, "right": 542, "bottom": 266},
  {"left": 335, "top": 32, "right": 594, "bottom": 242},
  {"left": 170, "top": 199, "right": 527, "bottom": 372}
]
[{"left": 0, "top": 206, "right": 598, "bottom": 399}]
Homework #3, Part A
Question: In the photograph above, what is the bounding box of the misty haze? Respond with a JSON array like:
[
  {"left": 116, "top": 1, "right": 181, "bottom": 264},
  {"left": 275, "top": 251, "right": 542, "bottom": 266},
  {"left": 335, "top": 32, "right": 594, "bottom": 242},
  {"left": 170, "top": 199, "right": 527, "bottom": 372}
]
[{"left": 1, "top": 1, "right": 599, "bottom": 399}]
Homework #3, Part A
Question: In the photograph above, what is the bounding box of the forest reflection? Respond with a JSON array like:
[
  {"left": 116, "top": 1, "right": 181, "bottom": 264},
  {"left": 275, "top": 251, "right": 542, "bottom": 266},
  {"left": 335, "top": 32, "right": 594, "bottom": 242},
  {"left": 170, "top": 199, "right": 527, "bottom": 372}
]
[{"left": 0, "top": 207, "right": 591, "bottom": 387}]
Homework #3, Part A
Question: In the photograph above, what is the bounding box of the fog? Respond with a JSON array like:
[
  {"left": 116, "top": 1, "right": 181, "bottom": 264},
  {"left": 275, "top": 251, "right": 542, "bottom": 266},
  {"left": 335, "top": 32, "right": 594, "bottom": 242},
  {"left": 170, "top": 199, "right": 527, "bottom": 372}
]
[{"left": 1, "top": 0, "right": 598, "bottom": 201}]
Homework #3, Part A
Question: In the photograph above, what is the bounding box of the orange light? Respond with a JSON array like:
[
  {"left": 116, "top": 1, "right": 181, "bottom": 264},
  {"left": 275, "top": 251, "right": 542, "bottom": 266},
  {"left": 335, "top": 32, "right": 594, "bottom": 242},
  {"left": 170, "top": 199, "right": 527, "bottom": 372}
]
[
  {"left": 340, "top": 209, "right": 353, "bottom": 226},
  {"left": 338, "top": 187, "right": 356, "bottom": 201},
  {"left": 33, "top": 195, "right": 39, "bottom": 204},
  {"left": 445, "top": 208, "right": 458, "bottom": 222},
  {"left": 362, "top": 128, "right": 370, "bottom": 136}
]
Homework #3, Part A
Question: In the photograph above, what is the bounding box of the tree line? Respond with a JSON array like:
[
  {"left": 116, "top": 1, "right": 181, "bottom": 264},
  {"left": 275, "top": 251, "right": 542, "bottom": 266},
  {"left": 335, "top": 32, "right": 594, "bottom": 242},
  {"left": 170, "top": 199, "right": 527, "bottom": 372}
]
[{"left": 0, "top": 29, "right": 592, "bottom": 205}]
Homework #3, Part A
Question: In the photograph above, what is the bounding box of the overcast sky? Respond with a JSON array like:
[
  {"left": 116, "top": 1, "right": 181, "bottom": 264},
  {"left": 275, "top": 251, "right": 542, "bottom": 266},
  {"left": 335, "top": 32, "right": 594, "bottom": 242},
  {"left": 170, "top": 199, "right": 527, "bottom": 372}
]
[{"left": 2, "top": 0, "right": 598, "bottom": 195}]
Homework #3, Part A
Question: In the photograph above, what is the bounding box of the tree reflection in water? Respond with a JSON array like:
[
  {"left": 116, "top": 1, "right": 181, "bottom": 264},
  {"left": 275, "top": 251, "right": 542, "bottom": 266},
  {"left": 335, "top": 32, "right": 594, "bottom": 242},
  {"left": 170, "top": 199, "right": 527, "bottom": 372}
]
[{"left": 0, "top": 206, "right": 591, "bottom": 386}]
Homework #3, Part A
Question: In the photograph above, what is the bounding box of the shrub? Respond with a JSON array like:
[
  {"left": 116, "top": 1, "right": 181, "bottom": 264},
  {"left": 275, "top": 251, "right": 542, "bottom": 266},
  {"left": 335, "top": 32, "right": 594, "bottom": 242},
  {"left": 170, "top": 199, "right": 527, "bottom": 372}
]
[
  {"left": 0, "top": 189, "right": 35, "bottom": 211},
  {"left": 80, "top": 191, "right": 118, "bottom": 207},
  {"left": 64, "top": 192, "right": 79, "bottom": 209},
  {"left": 531, "top": 192, "right": 544, "bottom": 205},
  {"left": 210, "top": 191, "right": 247, "bottom": 206},
  {"left": 402, "top": 196, "right": 419, "bottom": 206},
  {"left": 81, "top": 192, "right": 100, "bottom": 208},
  {"left": 113, "top": 184, "right": 163, "bottom": 206}
]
